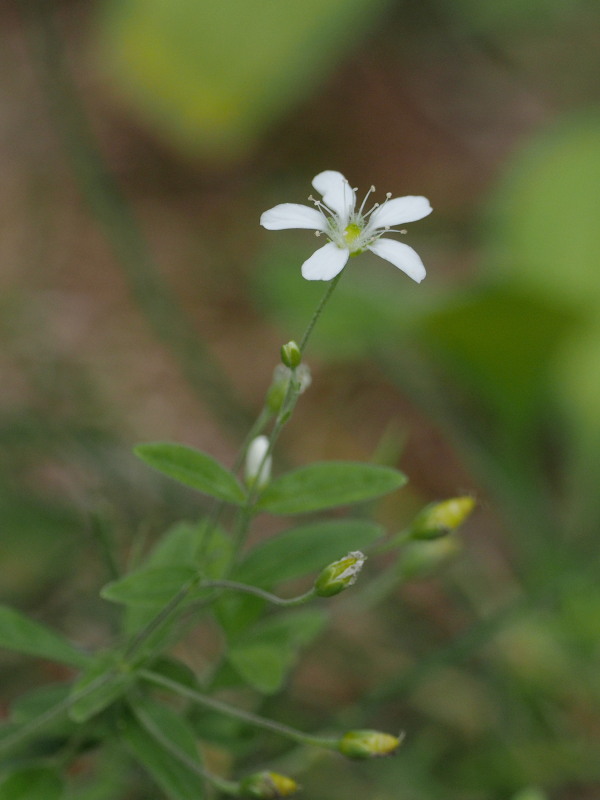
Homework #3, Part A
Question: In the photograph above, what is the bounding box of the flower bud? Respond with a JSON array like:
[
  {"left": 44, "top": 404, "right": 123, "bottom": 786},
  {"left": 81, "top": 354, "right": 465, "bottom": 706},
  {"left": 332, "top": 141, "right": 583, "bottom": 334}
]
[
  {"left": 266, "top": 364, "right": 312, "bottom": 413},
  {"left": 409, "top": 496, "right": 475, "bottom": 540},
  {"left": 314, "top": 551, "right": 366, "bottom": 597},
  {"left": 245, "top": 436, "right": 272, "bottom": 490},
  {"left": 280, "top": 340, "right": 302, "bottom": 369},
  {"left": 239, "top": 771, "right": 299, "bottom": 798},
  {"left": 338, "top": 729, "right": 404, "bottom": 759}
]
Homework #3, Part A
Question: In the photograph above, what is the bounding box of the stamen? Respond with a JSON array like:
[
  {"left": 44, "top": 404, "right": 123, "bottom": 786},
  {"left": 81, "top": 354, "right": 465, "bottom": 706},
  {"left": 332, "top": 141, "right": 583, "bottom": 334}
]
[
  {"left": 309, "top": 195, "right": 337, "bottom": 220},
  {"left": 362, "top": 202, "right": 380, "bottom": 219},
  {"left": 358, "top": 185, "right": 377, "bottom": 217}
]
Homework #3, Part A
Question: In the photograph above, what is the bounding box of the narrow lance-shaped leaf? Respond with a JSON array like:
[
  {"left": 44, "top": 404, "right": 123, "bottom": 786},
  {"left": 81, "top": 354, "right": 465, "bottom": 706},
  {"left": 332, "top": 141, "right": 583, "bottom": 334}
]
[
  {"left": 256, "top": 461, "right": 407, "bottom": 514},
  {"left": 101, "top": 566, "right": 197, "bottom": 607},
  {"left": 227, "top": 609, "right": 327, "bottom": 694},
  {"left": 135, "top": 442, "right": 246, "bottom": 505},
  {"left": 235, "top": 519, "right": 383, "bottom": 587},
  {"left": 0, "top": 605, "right": 89, "bottom": 668}
]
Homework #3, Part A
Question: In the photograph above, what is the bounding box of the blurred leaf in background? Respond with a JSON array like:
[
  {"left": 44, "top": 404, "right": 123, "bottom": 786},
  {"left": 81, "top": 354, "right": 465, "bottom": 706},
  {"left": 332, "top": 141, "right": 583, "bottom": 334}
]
[{"left": 94, "top": 0, "right": 392, "bottom": 159}]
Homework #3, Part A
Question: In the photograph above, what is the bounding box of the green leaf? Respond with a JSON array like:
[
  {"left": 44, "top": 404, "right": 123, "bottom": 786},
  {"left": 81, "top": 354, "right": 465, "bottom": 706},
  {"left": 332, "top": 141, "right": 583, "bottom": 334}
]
[
  {"left": 122, "top": 698, "right": 204, "bottom": 800},
  {"left": 101, "top": 566, "right": 197, "bottom": 607},
  {"left": 135, "top": 442, "right": 246, "bottom": 505},
  {"left": 0, "top": 605, "right": 89, "bottom": 668},
  {"left": 69, "top": 653, "right": 136, "bottom": 723},
  {"left": 235, "top": 519, "right": 383, "bottom": 587},
  {"left": 256, "top": 462, "right": 407, "bottom": 514},
  {"left": 0, "top": 766, "right": 63, "bottom": 800},
  {"left": 228, "top": 609, "right": 327, "bottom": 693},
  {"left": 122, "top": 522, "right": 232, "bottom": 635},
  {"left": 145, "top": 521, "right": 233, "bottom": 579}
]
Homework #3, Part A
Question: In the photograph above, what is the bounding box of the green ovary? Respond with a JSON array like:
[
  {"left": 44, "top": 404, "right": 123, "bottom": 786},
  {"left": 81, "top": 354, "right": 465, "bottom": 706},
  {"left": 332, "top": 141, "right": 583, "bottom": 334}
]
[{"left": 343, "top": 223, "right": 362, "bottom": 247}]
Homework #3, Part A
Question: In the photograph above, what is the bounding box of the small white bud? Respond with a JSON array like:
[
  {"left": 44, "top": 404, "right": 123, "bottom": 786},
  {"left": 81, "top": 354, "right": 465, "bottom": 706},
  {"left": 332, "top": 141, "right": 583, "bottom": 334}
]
[{"left": 245, "top": 436, "right": 272, "bottom": 490}]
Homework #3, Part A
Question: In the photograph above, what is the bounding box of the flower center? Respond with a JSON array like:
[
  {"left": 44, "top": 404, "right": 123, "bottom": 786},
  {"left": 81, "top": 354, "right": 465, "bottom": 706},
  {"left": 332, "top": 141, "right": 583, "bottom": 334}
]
[{"left": 343, "top": 223, "right": 362, "bottom": 247}]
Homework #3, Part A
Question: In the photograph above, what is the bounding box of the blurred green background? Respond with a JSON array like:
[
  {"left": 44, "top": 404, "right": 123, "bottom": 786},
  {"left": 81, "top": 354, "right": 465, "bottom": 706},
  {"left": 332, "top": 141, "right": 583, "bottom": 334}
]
[{"left": 2, "top": 0, "right": 600, "bottom": 797}]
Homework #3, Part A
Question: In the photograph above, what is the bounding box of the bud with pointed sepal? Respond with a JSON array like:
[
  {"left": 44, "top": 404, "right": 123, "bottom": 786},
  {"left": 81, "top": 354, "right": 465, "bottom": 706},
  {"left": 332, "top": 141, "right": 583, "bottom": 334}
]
[
  {"left": 338, "top": 729, "right": 404, "bottom": 759},
  {"left": 280, "top": 340, "right": 302, "bottom": 368},
  {"left": 239, "top": 770, "right": 299, "bottom": 798},
  {"left": 314, "top": 551, "right": 366, "bottom": 597},
  {"left": 410, "top": 496, "right": 475, "bottom": 540}
]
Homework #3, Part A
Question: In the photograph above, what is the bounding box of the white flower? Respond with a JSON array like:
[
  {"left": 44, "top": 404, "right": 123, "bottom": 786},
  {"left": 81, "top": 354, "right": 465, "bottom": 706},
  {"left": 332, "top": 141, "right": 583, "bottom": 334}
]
[
  {"left": 260, "top": 170, "right": 432, "bottom": 282},
  {"left": 244, "top": 435, "right": 272, "bottom": 490}
]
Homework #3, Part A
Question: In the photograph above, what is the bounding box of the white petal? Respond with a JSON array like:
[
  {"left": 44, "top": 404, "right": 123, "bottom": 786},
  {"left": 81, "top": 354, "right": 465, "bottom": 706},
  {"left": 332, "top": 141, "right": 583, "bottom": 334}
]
[
  {"left": 301, "top": 242, "right": 349, "bottom": 281},
  {"left": 312, "top": 170, "right": 355, "bottom": 222},
  {"left": 260, "top": 203, "right": 328, "bottom": 231},
  {"left": 368, "top": 238, "right": 426, "bottom": 283},
  {"left": 369, "top": 196, "right": 432, "bottom": 229}
]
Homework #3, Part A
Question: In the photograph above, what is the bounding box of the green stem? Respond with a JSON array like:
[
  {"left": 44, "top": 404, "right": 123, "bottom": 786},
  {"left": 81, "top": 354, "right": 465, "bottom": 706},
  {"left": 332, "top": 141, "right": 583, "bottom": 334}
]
[
  {"left": 140, "top": 670, "right": 339, "bottom": 750},
  {"left": 131, "top": 702, "right": 238, "bottom": 795},
  {"left": 120, "top": 578, "right": 198, "bottom": 664},
  {"left": 299, "top": 271, "right": 344, "bottom": 352},
  {"left": 201, "top": 580, "right": 315, "bottom": 607}
]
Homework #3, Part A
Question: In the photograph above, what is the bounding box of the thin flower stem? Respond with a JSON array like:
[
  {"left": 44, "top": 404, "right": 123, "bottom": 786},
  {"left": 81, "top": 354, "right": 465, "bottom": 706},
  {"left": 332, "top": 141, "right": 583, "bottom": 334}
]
[
  {"left": 201, "top": 580, "right": 316, "bottom": 607},
  {"left": 299, "top": 271, "right": 344, "bottom": 353},
  {"left": 90, "top": 262, "right": 346, "bottom": 683},
  {"left": 131, "top": 702, "right": 239, "bottom": 795},
  {"left": 195, "top": 406, "right": 273, "bottom": 565},
  {"left": 140, "top": 670, "right": 340, "bottom": 750},
  {"left": 231, "top": 274, "right": 345, "bottom": 554}
]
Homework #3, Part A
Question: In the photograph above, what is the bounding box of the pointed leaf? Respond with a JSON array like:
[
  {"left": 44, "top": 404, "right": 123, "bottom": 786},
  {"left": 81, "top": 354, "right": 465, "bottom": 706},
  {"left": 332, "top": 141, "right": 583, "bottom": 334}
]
[
  {"left": 135, "top": 442, "right": 246, "bottom": 505},
  {"left": 235, "top": 519, "right": 383, "bottom": 587},
  {"left": 0, "top": 605, "right": 89, "bottom": 668},
  {"left": 122, "top": 698, "right": 204, "bottom": 800},
  {"left": 228, "top": 609, "right": 327, "bottom": 693},
  {"left": 256, "top": 462, "right": 407, "bottom": 514},
  {"left": 101, "top": 566, "right": 197, "bottom": 607}
]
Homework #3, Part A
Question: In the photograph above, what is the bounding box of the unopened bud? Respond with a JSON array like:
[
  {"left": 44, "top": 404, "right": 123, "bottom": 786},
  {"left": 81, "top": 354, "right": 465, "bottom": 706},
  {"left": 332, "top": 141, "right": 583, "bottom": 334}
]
[
  {"left": 410, "top": 496, "right": 475, "bottom": 540},
  {"left": 280, "top": 340, "right": 302, "bottom": 368},
  {"left": 314, "top": 551, "right": 366, "bottom": 597},
  {"left": 239, "top": 770, "right": 299, "bottom": 798},
  {"left": 338, "top": 729, "right": 404, "bottom": 759},
  {"left": 245, "top": 436, "right": 272, "bottom": 490},
  {"left": 266, "top": 364, "right": 312, "bottom": 413}
]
